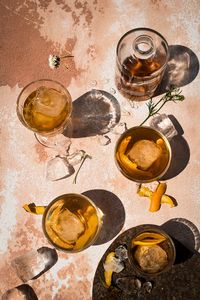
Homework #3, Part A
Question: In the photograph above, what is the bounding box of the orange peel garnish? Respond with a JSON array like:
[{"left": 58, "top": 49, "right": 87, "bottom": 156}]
[{"left": 137, "top": 184, "right": 175, "bottom": 211}]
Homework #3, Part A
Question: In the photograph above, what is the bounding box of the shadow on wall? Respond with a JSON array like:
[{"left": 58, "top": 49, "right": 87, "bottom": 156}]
[
  {"left": 82, "top": 189, "right": 125, "bottom": 245},
  {"left": 155, "top": 45, "right": 199, "bottom": 96}
]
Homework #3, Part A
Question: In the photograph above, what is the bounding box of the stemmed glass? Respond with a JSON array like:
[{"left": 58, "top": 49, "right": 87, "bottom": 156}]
[
  {"left": 16, "top": 79, "right": 72, "bottom": 151},
  {"left": 16, "top": 79, "right": 83, "bottom": 180}
]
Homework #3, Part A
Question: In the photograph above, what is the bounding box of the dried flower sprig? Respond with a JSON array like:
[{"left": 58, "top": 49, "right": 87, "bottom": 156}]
[
  {"left": 140, "top": 86, "right": 185, "bottom": 126},
  {"left": 48, "top": 54, "right": 74, "bottom": 69},
  {"left": 73, "top": 151, "right": 92, "bottom": 184}
]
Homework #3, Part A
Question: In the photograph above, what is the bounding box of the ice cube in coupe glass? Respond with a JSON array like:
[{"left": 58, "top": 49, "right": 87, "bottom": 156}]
[{"left": 35, "top": 87, "right": 66, "bottom": 117}]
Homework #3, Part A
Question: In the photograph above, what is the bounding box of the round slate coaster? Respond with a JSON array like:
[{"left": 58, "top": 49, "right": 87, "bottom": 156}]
[{"left": 92, "top": 224, "right": 200, "bottom": 300}]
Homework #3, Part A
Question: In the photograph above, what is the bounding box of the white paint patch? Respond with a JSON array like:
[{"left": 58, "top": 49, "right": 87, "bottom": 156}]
[
  {"left": 168, "top": 1, "right": 200, "bottom": 50},
  {"left": 45, "top": 256, "right": 74, "bottom": 295},
  {"left": 0, "top": 170, "right": 18, "bottom": 252},
  {"left": 37, "top": 0, "right": 74, "bottom": 51}
]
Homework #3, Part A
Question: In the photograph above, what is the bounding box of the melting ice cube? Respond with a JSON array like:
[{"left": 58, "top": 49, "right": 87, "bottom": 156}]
[
  {"left": 11, "top": 248, "right": 58, "bottom": 282},
  {"left": 103, "top": 256, "right": 124, "bottom": 273},
  {"left": 150, "top": 114, "right": 178, "bottom": 140},
  {"left": 111, "top": 122, "right": 127, "bottom": 135},
  {"left": 115, "top": 245, "right": 128, "bottom": 260},
  {"left": 97, "top": 135, "right": 111, "bottom": 146},
  {"left": 2, "top": 284, "right": 38, "bottom": 300},
  {"left": 46, "top": 156, "right": 75, "bottom": 181},
  {"left": 67, "top": 150, "right": 85, "bottom": 166}
]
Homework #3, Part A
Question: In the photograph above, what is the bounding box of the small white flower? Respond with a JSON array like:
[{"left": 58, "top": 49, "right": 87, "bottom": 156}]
[
  {"left": 48, "top": 54, "right": 61, "bottom": 69},
  {"left": 48, "top": 53, "right": 74, "bottom": 70}
]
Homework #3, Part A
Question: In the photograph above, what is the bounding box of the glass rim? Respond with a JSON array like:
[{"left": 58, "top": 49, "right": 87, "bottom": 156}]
[
  {"left": 116, "top": 27, "right": 169, "bottom": 80},
  {"left": 16, "top": 78, "right": 72, "bottom": 135},
  {"left": 128, "top": 224, "right": 176, "bottom": 276},
  {"left": 42, "top": 193, "right": 102, "bottom": 253},
  {"left": 114, "top": 125, "right": 172, "bottom": 183}
]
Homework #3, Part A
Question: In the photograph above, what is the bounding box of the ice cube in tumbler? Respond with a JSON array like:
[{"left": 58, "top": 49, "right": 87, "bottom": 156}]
[
  {"left": 50, "top": 208, "right": 85, "bottom": 243},
  {"left": 11, "top": 247, "right": 58, "bottom": 282}
]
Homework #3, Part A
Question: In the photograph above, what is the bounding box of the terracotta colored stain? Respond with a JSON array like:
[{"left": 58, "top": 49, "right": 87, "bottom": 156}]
[
  {"left": 34, "top": 143, "right": 48, "bottom": 163},
  {"left": 1, "top": 0, "right": 200, "bottom": 299},
  {"left": 57, "top": 266, "right": 69, "bottom": 280},
  {"left": 0, "top": 2, "right": 77, "bottom": 87}
]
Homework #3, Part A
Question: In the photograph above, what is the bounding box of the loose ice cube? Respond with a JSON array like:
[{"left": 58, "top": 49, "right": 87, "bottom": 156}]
[
  {"left": 111, "top": 122, "right": 127, "bottom": 135},
  {"left": 150, "top": 114, "right": 178, "bottom": 141},
  {"left": 103, "top": 256, "right": 124, "bottom": 273},
  {"left": 97, "top": 135, "right": 111, "bottom": 146},
  {"left": 2, "top": 284, "right": 38, "bottom": 300},
  {"left": 50, "top": 208, "right": 85, "bottom": 243},
  {"left": 46, "top": 156, "right": 75, "bottom": 181},
  {"left": 11, "top": 248, "right": 58, "bottom": 282},
  {"left": 67, "top": 150, "right": 85, "bottom": 166},
  {"left": 115, "top": 245, "right": 128, "bottom": 260}
]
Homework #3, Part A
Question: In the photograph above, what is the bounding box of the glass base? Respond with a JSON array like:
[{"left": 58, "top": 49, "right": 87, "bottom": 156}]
[{"left": 35, "top": 133, "right": 71, "bottom": 152}]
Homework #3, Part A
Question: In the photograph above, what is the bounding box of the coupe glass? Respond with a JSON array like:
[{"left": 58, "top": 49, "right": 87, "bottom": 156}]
[{"left": 16, "top": 79, "right": 72, "bottom": 150}]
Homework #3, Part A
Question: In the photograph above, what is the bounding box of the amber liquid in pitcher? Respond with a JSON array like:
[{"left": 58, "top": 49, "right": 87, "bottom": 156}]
[{"left": 116, "top": 54, "right": 166, "bottom": 101}]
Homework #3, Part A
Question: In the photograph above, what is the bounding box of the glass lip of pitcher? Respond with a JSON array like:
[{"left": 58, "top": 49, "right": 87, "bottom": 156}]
[{"left": 116, "top": 27, "right": 170, "bottom": 79}]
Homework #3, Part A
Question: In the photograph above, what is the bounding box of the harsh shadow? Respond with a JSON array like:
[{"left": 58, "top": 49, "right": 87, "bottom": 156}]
[
  {"left": 161, "top": 218, "right": 200, "bottom": 254},
  {"left": 155, "top": 45, "right": 199, "bottom": 96},
  {"left": 2, "top": 284, "right": 38, "bottom": 300},
  {"left": 64, "top": 89, "right": 121, "bottom": 138},
  {"left": 17, "top": 285, "right": 38, "bottom": 300},
  {"left": 172, "top": 238, "right": 194, "bottom": 264},
  {"left": 32, "top": 247, "right": 58, "bottom": 280},
  {"left": 82, "top": 189, "right": 125, "bottom": 245},
  {"left": 160, "top": 116, "right": 190, "bottom": 180}
]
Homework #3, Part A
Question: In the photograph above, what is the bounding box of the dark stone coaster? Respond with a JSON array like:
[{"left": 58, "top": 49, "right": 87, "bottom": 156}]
[{"left": 92, "top": 225, "right": 200, "bottom": 300}]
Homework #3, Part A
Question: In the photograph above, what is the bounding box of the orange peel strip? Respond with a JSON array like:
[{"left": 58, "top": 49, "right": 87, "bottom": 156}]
[
  {"left": 149, "top": 182, "right": 167, "bottom": 212},
  {"left": 23, "top": 203, "right": 46, "bottom": 215},
  {"left": 133, "top": 237, "right": 166, "bottom": 246},
  {"left": 138, "top": 185, "right": 175, "bottom": 208},
  {"left": 104, "top": 252, "right": 115, "bottom": 287}
]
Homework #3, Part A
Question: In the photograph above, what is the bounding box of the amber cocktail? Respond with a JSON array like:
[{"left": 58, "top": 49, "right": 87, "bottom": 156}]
[
  {"left": 129, "top": 226, "right": 176, "bottom": 276},
  {"left": 115, "top": 126, "right": 171, "bottom": 183},
  {"left": 17, "top": 79, "right": 72, "bottom": 147},
  {"left": 42, "top": 194, "right": 102, "bottom": 252}
]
